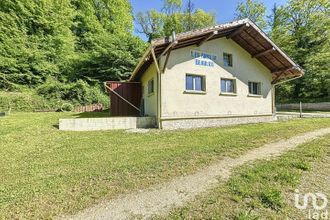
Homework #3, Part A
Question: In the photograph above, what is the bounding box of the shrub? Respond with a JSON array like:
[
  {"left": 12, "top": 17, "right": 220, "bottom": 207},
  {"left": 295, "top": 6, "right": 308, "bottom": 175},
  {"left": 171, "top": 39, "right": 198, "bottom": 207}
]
[
  {"left": 0, "top": 78, "right": 109, "bottom": 112},
  {"left": 0, "top": 91, "right": 60, "bottom": 112},
  {"left": 60, "top": 103, "right": 74, "bottom": 112},
  {"left": 36, "top": 79, "right": 109, "bottom": 107}
]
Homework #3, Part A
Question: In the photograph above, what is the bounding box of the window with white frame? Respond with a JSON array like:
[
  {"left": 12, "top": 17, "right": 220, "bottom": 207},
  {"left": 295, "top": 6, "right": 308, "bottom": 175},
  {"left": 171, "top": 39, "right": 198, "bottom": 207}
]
[
  {"left": 148, "top": 78, "right": 154, "bottom": 94},
  {"left": 248, "top": 81, "right": 261, "bottom": 95},
  {"left": 221, "top": 78, "right": 236, "bottom": 93},
  {"left": 223, "top": 53, "right": 233, "bottom": 67},
  {"left": 185, "top": 74, "right": 205, "bottom": 92}
]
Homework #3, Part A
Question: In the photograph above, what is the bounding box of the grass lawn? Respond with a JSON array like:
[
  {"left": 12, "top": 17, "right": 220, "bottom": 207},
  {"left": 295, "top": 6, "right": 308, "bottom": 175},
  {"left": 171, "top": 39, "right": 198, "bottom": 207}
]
[
  {"left": 161, "top": 134, "right": 330, "bottom": 219},
  {"left": 0, "top": 113, "right": 330, "bottom": 219}
]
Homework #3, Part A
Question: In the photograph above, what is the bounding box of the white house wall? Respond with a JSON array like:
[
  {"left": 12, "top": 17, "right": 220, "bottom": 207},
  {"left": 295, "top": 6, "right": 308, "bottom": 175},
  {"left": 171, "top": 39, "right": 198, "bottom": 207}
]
[
  {"left": 141, "top": 63, "right": 158, "bottom": 117},
  {"left": 159, "top": 37, "right": 273, "bottom": 119}
]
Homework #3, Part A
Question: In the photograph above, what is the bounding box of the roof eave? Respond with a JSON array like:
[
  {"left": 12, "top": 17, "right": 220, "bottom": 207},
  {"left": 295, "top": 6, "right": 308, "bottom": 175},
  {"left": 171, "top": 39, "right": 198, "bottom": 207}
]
[
  {"left": 129, "top": 45, "right": 152, "bottom": 82},
  {"left": 130, "top": 18, "right": 304, "bottom": 82}
]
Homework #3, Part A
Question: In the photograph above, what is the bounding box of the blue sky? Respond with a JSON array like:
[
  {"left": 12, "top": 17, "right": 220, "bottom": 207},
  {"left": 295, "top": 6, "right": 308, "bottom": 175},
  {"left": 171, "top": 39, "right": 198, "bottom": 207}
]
[{"left": 130, "top": 0, "right": 288, "bottom": 40}]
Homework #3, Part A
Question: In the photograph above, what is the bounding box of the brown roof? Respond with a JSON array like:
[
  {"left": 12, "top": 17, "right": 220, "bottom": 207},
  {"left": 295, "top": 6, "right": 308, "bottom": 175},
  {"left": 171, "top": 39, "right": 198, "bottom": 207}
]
[{"left": 130, "top": 19, "right": 303, "bottom": 84}]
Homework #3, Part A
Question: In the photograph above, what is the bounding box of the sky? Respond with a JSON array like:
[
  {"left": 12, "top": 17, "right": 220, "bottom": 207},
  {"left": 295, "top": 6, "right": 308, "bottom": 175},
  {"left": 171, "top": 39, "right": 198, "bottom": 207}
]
[{"left": 130, "top": 0, "right": 288, "bottom": 40}]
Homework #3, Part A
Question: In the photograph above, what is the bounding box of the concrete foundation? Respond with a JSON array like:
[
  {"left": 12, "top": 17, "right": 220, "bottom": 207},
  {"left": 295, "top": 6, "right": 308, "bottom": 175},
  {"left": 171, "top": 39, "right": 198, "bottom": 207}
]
[
  {"left": 59, "top": 117, "right": 156, "bottom": 131},
  {"left": 161, "top": 115, "right": 277, "bottom": 130}
]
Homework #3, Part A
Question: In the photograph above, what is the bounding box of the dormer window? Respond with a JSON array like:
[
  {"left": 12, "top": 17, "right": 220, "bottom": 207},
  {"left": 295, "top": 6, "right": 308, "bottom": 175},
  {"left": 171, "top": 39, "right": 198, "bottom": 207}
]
[{"left": 223, "top": 53, "right": 233, "bottom": 67}]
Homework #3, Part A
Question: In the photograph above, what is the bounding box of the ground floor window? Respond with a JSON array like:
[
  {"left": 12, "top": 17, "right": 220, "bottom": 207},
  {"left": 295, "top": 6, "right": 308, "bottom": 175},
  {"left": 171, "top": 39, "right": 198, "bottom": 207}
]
[
  {"left": 221, "top": 78, "right": 236, "bottom": 93},
  {"left": 186, "top": 74, "right": 205, "bottom": 91},
  {"left": 248, "top": 81, "right": 261, "bottom": 95}
]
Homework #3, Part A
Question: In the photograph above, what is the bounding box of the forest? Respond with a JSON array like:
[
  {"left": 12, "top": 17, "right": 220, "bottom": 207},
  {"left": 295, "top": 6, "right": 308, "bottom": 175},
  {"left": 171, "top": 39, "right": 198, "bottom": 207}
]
[{"left": 0, "top": 0, "right": 329, "bottom": 111}]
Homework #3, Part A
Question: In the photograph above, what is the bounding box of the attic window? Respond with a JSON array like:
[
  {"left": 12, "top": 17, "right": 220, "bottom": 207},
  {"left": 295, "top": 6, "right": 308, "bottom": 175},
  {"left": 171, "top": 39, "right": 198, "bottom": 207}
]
[
  {"left": 148, "top": 78, "right": 154, "bottom": 94},
  {"left": 223, "top": 53, "right": 233, "bottom": 67}
]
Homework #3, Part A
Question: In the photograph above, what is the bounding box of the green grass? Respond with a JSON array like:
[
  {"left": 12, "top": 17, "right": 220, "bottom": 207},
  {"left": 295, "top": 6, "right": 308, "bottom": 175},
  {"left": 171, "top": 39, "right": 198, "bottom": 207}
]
[
  {"left": 161, "top": 134, "right": 330, "bottom": 219},
  {"left": 0, "top": 113, "right": 330, "bottom": 219}
]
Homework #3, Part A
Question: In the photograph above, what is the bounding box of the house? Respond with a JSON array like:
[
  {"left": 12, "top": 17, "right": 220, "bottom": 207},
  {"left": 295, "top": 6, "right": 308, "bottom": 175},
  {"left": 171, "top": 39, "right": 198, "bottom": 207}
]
[{"left": 106, "top": 19, "right": 304, "bottom": 129}]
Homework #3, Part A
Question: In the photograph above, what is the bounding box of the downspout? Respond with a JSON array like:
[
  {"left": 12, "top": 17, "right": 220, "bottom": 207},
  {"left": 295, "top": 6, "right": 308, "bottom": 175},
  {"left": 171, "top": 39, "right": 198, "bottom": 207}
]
[
  {"left": 151, "top": 47, "right": 162, "bottom": 129},
  {"left": 272, "top": 74, "right": 304, "bottom": 114}
]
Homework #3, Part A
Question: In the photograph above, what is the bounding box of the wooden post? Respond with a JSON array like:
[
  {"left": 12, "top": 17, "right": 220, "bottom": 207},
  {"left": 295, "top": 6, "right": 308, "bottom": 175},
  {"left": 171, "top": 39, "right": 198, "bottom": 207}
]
[{"left": 300, "top": 101, "right": 302, "bottom": 118}]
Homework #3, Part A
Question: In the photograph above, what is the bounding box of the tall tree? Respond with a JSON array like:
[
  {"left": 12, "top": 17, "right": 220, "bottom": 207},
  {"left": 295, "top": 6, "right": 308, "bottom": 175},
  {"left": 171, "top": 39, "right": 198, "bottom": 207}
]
[
  {"left": 136, "top": 0, "right": 216, "bottom": 42},
  {"left": 0, "top": 0, "right": 76, "bottom": 89},
  {"left": 271, "top": 0, "right": 330, "bottom": 102},
  {"left": 0, "top": 0, "right": 146, "bottom": 90},
  {"left": 185, "top": 0, "right": 195, "bottom": 31},
  {"left": 235, "top": 0, "right": 267, "bottom": 29},
  {"left": 71, "top": 0, "right": 146, "bottom": 82}
]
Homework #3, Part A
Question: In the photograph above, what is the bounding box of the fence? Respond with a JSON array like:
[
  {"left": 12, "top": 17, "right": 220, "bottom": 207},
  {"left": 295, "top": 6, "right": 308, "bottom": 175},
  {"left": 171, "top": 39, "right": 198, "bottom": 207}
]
[
  {"left": 276, "top": 102, "right": 330, "bottom": 112},
  {"left": 74, "top": 103, "right": 103, "bottom": 113}
]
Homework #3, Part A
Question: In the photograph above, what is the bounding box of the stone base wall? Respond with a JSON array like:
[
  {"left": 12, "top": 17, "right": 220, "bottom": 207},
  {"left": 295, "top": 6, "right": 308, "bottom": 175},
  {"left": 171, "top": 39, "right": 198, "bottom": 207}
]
[
  {"left": 59, "top": 117, "right": 156, "bottom": 131},
  {"left": 161, "top": 115, "right": 277, "bottom": 130}
]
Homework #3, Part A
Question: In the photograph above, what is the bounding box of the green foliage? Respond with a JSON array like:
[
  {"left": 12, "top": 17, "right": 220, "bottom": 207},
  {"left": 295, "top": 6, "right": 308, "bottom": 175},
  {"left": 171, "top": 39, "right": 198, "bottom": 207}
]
[
  {"left": 136, "top": 0, "right": 216, "bottom": 41},
  {"left": 0, "top": 0, "right": 145, "bottom": 109},
  {"left": 60, "top": 103, "right": 74, "bottom": 112},
  {"left": 0, "top": 80, "right": 109, "bottom": 112},
  {"left": 74, "top": 33, "right": 146, "bottom": 82},
  {"left": 0, "top": 0, "right": 76, "bottom": 87},
  {"left": 36, "top": 79, "right": 109, "bottom": 107},
  {"left": 0, "top": 91, "right": 59, "bottom": 112},
  {"left": 271, "top": 0, "right": 330, "bottom": 102},
  {"left": 235, "top": 0, "right": 267, "bottom": 29}
]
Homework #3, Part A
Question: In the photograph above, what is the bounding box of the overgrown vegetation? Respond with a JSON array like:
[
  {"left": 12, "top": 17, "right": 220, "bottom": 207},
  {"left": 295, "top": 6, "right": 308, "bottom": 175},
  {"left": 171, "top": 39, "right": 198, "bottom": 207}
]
[
  {"left": 161, "top": 134, "right": 330, "bottom": 219},
  {"left": 0, "top": 81, "right": 109, "bottom": 112},
  {"left": 0, "top": 113, "right": 329, "bottom": 219},
  {"left": 0, "top": 0, "right": 145, "bottom": 110}
]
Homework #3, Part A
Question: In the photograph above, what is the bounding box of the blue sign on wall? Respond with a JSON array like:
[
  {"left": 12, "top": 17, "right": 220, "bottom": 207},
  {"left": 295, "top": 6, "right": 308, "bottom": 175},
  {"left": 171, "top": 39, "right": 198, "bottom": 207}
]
[
  {"left": 195, "top": 59, "right": 214, "bottom": 67},
  {"left": 191, "top": 50, "right": 217, "bottom": 67}
]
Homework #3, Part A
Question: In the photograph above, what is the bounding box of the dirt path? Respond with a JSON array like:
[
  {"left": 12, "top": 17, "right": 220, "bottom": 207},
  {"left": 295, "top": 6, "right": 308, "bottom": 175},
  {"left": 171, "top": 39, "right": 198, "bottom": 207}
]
[{"left": 63, "top": 127, "right": 330, "bottom": 220}]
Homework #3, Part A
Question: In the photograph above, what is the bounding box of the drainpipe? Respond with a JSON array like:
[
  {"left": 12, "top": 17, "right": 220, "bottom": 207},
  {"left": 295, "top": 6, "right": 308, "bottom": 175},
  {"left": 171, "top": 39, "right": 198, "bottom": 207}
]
[
  {"left": 150, "top": 47, "right": 162, "bottom": 129},
  {"left": 272, "top": 74, "right": 304, "bottom": 114}
]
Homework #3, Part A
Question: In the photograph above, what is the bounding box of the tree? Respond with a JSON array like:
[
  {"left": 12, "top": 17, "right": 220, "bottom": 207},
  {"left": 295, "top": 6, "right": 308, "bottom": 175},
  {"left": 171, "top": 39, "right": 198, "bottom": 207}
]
[
  {"left": 185, "top": 0, "right": 195, "bottom": 31},
  {"left": 162, "top": 0, "right": 182, "bottom": 15},
  {"left": 0, "top": 0, "right": 76, "bottom": 89},
  {"left": 136, "top": 10, "right": 165, "bottom": 42},
  {"left": 71, "top": 0, "right": 146, "bottom": 82},
  {"left": 136, "top": 0, "right": 216, "bottom": 42},
  {"left": 235, "top": 0, "right": 267, "bottom": 29},
  {"left": 271, "top": 0, "right": 330, "bottom": 102},
  {"left": 0, "top": 0, "right": 146, "bottom": 91}
]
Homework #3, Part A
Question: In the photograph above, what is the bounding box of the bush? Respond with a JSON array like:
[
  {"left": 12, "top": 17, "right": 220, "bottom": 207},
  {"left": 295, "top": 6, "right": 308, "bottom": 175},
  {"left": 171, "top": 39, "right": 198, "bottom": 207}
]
[
  {"left": 36, "top": 79, "right": 109, "bottom": 108},
  {"left": 60, "top": 103, "right": 74, "bottom": 112},
  {"left": 0, "top": 79, "right": 109, "bottom": 112},
  {"left": 0, "top": 91, "right": 60, "bottom": 112}
]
